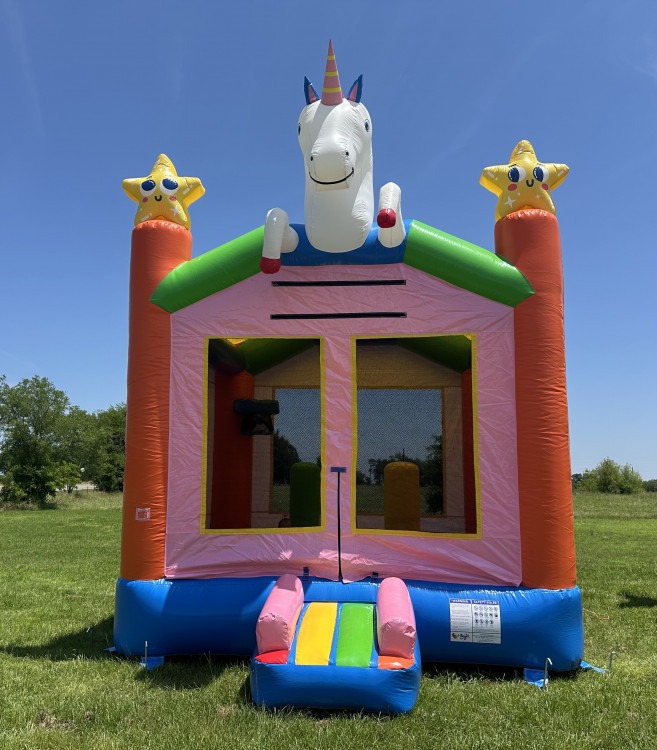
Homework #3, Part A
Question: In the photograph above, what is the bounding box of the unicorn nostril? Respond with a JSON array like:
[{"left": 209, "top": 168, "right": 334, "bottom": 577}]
[
  {"left": 345, "top": 151, "right": 349, "bottom": 157},
  {"left": 310, "top": 156, "right": 314, "bottom": 161}
]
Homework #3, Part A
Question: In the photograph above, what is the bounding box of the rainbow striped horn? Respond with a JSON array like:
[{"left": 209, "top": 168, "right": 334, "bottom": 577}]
[{"left": 321, "top": 40, "right": 343, "bottom": 106}]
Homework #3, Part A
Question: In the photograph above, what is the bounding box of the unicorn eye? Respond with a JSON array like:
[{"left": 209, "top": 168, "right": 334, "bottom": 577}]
[
  {"left": 533, "top": 165, "right": 549, "bottom": 183},
  {"left": 160, "top": 178, "right": 179, "bottom": 195},
  {"left": 140, "top": 179, "right": 157, "bottom": 196},
  {"left": 298, "top": 123, "right": 301, "bottom": 135},
  {"left": 364, "top": 120, "right": 370, "bottom": 133},
  {"left": 508, "top": 166, "right": 526, "bottom": 183}
]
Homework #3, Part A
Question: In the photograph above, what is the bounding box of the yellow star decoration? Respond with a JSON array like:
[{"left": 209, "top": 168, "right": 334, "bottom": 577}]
[
  {"left": 122, "top": 154, "right": 205, "bottom": 230},
  {"left": 480, "top": 140, "right": 569, "bottom": 221}
]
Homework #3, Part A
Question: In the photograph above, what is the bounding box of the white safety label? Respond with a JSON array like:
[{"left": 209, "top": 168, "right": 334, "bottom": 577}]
[{"left": 449, "top": 599, "right": 501, "bottom": 644}]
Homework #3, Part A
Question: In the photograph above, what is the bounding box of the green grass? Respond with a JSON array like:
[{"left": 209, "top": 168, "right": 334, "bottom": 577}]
[
  {"left": 273, "top": 483, "right": 441, "bottom": 516},
  {"left": 0, "top": 491, "right": 655, "bottom": 749},
  {"left": 355, "top": 483, "right": 442, "bottom": 515}
]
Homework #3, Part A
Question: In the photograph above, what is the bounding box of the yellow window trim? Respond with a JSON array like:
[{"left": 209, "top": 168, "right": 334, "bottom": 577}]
[
  {"left": 349, "top": 334, "right": 482, "bottom": 540},
  {"left": 200, "top": 336, "right": 327, "bottom": 535}
]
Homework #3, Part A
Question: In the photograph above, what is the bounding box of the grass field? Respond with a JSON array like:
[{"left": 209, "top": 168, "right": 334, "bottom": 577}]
[{"left": 0, "top": 491, "right": 655, "bottom": 749}]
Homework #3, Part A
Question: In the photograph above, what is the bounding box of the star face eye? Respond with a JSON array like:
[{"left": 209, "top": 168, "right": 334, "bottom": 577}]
[
  {"left": 140, "top": 179, "right": 157, "bottom": 197},
  {"left": 507, "top": 166, "right": 526, "bottom": 183},
  {"left": 160, "top": 178, "right": 179, "bottom": 195},
  {"left": 533, "top": 165, "right": 549, "bottom": 183}
]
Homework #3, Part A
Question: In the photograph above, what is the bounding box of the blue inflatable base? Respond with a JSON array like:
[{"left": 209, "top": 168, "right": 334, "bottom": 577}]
[
  {"left": 114, "top": 577, "right": 583, "bottom": 672},
  {"left": 251, "top": 641, "right": 422, "bottom": 715}
]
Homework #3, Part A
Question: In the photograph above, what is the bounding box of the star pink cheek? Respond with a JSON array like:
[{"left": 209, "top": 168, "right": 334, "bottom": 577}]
[
  {"left": 142, "top": 198, "right": 148, "bottom": 203},
  {"left": 169, "top": 196, "right": 177, "bottom": 201},
  {"left": 542, "top": 183, "right": 549, "bottom": 190},
  {"left": 508, "top": 184, "right": 517, "bottom": 191}
]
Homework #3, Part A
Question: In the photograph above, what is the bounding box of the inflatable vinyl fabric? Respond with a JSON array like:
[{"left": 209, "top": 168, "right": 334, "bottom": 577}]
[
  {"left": 114, "top": 577, "right": 584, "bottom": 674},
  {"left": 117, "top": 39, "right": 584, "bottom": 713},
  {"left": 251, "top": 575, "right": 421, "bottom": 713},
  {"left": 261, "top": 41, "right": 405, "bottom": 273}
]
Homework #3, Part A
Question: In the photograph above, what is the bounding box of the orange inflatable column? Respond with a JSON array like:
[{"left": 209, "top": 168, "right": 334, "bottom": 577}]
[
  {"left": 494, "top": 209, "right": 576, "bottom": 589},
  {"left": 121, "top": 220, "right": 192, "bottom": 580}
]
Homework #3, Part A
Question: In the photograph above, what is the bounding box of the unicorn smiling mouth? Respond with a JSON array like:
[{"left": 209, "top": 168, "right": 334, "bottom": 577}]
[{"left": 309, "top": 168, "right": 355, "bottom": 185}]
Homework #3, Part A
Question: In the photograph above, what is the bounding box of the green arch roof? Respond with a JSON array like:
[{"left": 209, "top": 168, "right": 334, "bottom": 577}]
[{"left": 150, "top": 220, "right": 533, "bottom": 314}]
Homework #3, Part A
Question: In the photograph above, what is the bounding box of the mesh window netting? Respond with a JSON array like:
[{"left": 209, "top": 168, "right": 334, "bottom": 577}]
[
  {"left": 205, "top": 336, "right": 473, "bottom": 535},
  {"left": 354, "top": 337, "right": 474, "bottom": 534},
  {"left": 206, "top": 338, "right": 323, "bottom": 530},
  {"left": 356, "top": 388, "right": 443, "bottom": 529},
  {"left": 271, "top": 388, "right": 322, "bottom": 525}
]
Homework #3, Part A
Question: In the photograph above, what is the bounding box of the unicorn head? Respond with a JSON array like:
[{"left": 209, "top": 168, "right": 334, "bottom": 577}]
[
  {"left": 297, "top": 41, "right": 374, "bottom": 251},
  {"left": 261, "top": 40, "right": 403, "bottom": 271}
]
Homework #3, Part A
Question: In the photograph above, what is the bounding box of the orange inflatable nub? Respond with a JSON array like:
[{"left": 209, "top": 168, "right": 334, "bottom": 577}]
[
  {"left": 495, "top": 210, "right": 576, "bottom": 589},
  {"left": 121, "top": 221, "right": 192, "bottom": 580}
]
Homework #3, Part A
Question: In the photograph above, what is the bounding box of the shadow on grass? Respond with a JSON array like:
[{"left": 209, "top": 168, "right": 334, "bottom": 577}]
[
  {"left": 3, "top": 621, "right": 254, "bottom": 697},
  {"left": 136, "top": 654, "right": 251, "bottom": 692},
  {"left": 618, "top": 591, "right": 657, "bottom": 608},
  {"left": 0, "top": 617, "right": 116, "bottom": 661}
]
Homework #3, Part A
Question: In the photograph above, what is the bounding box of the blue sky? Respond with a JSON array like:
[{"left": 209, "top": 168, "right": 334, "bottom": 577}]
[{"left": 1, "top": 1, "right": 655, "bottom": 478}]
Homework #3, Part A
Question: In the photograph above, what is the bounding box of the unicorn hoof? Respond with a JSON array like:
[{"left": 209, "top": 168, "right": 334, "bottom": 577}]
[
  {"left": 377, "top": 208, "right": 397, "bottom": 228},
  {"left": 260, "top": 257, "right": 282, "bottom": 274}
]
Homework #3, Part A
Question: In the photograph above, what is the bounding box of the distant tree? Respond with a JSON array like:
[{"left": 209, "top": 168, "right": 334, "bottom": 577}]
[
  {"left": 273, "top": 430, "right": 300, "bottom": 484},
  {"left": 571, "top": 473, "right": 584, "bottom": 491},
  {"left": 0, "top": 376, "right": 127, "bottom": 501},
  {"left": 0, "top": 376, "right": 80, "bottom": 503},
  {"left": 364, "top": 436, "right": 444, "bottom": 513},
  {"left": 84, "top": 404, "right": 126, "bottom": 492},
  {"left": 643, "top": 479, "right": 657, "bottom": 493},
  {"left": 422, "top": 434, "right": 443, "bottom": 483},
  {"left": 422, "top": 434, "right": 443, "bottom": 513},
  {"left": 368, "top": 458, "right": 387, "bottom": 486},
  {"left": 355, "top": 469, "right": 369, "bottom": 485},
  {"left": 59, "top": 406, "right": 98, "bottom": 491},
  {"left": 367, "top": 452, "right": 420, "bottom": 486},
  {"left": 580, "top": 458, "right": 643, "bottom": 495}
]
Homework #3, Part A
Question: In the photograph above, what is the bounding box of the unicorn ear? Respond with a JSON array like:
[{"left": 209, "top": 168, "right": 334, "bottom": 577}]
[
  {"left": 304, "top": 77, "right": 319, "bottom": 105},
  {"left": 347, "top": 75, "right": 363, "bottom": 103}
]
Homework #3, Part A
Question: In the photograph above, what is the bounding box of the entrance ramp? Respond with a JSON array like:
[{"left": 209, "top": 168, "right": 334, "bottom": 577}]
[{"left": 250, "top": 575, "right": 420, "bottom": 714}]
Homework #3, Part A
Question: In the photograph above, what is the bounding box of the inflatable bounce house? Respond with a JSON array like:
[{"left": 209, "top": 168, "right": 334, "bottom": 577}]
[{"left": 114, "top": 42, "right": 583, "bottom": 713}]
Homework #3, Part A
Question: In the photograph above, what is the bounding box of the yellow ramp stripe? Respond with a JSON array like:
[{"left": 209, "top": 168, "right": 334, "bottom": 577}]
[{"left": 295, "top": 602, "right": 337, "bottom": 666}]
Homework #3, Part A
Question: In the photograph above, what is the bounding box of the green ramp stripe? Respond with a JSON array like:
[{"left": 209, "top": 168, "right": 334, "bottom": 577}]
[
  {"left": 151, "top": 226, "right": 264, "bottom": 313},
  {"left": 404, "top": 220, "right": 534, "bottom": 307},
  {"left": 335, "top": 603, "right": 374, "bottom": 667}
]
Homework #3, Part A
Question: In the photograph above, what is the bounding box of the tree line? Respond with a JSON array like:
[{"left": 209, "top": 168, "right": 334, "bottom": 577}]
[
  {"left": 274, "top": 430, "right": 444, "bottom": 512},
  {"left": 3, "top": 376, "right": 651, "bottom": 504},
  {"left": 572, "top": 458, "right": 655, "bottom": 495},
  {"left": 0, "top": 376, "right": 125, "bottom": 504}
]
